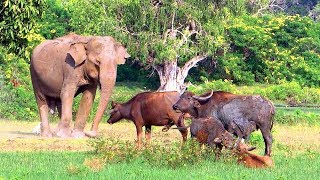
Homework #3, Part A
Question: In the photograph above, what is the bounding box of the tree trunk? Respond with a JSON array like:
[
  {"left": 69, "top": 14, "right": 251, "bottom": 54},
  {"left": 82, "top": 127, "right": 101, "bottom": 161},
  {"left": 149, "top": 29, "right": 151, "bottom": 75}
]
[{"left": 154, "top": 55, "right": 207, "bottom": 94}]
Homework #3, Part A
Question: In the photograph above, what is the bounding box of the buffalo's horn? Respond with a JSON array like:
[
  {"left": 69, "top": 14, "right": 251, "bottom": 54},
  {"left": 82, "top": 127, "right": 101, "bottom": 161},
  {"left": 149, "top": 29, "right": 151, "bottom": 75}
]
[
  {"left": 192, "top": 90, "right": 213, "bottom": 101},
  {"left": 108, "top": 109, "right": 115, "bottom": 115}
]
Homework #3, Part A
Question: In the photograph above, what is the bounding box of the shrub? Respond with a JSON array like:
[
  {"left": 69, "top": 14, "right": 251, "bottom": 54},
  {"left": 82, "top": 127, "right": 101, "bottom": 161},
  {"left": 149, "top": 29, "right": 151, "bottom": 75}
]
[
  {"left": 88, "top": 138, "right": 222, "bottom": 169},
  {"left": 0, "top": 84, "right": 38, "bottom": 121},
  {"left": 275, "top": 108, "right": 320, "bottom": 126},
  {"left": 188, "top": 79, "right": 237, "bottom": 95}
]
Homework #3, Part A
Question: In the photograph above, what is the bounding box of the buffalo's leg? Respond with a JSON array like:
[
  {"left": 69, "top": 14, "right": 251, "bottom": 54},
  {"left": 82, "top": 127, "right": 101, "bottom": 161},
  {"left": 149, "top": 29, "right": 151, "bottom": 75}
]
[
  {"left": 145, "top": 125, "right": 152, "bottom": 144},
  {"left": 135, "top": 125, "right": 143, "bottom": 148},
  {"left": 178, "top": 126, "right": 188, "bottom": 142},
  {"left": 215, "top": 144, "right": 223, "bottom": 159},
  {"left": 73, "top": 85, "right": 97, "bottom": 138},
  {"left": 260, "top": 125, "right": 273, "bottom": 156},
  {"left": 162, "top": 121, "right": 174, "bottom": 132}
]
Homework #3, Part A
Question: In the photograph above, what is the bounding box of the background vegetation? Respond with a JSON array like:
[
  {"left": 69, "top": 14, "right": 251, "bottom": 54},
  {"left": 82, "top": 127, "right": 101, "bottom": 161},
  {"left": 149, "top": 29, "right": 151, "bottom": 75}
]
[
  {"left": 0, "top": 1, "right": 319, "bottom": 179},
  {"left": 0, "top": 0, "right": 319, "bottom": 121}
]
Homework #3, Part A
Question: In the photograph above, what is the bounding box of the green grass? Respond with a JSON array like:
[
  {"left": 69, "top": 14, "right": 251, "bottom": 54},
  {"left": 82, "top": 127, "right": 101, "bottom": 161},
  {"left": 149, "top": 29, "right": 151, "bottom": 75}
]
[{"left": 0, "top": 149, "right": 319, "bottom": 179}]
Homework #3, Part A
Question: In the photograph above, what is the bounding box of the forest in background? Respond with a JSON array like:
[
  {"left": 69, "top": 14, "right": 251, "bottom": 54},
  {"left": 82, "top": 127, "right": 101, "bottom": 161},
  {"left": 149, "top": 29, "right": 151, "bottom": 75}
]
[{"left": 0, "top": 0, "right": 319, "bottom": 120}]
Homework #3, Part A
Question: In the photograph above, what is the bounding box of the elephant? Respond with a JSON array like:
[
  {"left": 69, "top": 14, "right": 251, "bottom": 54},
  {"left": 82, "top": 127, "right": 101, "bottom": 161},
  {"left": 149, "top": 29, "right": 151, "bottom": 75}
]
[{"left": 30, "top": 33, "right": 130, "bottom": 138}]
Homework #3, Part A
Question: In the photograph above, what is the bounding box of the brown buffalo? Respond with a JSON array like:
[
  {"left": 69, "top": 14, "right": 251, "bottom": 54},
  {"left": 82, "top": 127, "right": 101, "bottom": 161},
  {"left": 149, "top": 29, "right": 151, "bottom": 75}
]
[
  {"left": 107, "top": 91, "right": 187, "bottom": 147},
  {"left": 235, "top": 142, "right": 274, "bottom": 168},
  {"left": 173, "top": 90, "right": 275, "bottom": 156},
  {"left": 189, "top": 117, "right": 235, "bottom": 157}
]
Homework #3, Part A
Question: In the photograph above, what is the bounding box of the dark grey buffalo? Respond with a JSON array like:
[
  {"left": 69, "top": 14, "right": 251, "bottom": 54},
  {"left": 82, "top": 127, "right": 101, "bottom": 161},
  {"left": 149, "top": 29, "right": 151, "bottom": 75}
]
[{"left": 173, "top": 91, "right": 275, "bottom": 156}]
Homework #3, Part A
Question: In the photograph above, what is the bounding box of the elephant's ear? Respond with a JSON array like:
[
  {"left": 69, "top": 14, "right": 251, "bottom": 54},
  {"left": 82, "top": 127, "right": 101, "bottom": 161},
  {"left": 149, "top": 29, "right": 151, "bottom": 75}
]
[
  {"left": 115, "top": 44, "right": 130, "bottom": 65},
  {"left": 86, "top": 38, "right": 104, "bottom": 66},
  {"left": 68, "top": 43, "right": 87, "bottom": 66}
]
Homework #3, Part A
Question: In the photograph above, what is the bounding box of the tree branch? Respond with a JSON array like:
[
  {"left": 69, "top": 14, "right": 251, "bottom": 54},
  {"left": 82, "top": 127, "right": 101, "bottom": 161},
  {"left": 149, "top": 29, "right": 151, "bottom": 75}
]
[
  {"left": 180, "top": 55, "right": 208, "bottom": 79},
  {"left": 255, "top": 0, "right": 285, "bottom": 16}
]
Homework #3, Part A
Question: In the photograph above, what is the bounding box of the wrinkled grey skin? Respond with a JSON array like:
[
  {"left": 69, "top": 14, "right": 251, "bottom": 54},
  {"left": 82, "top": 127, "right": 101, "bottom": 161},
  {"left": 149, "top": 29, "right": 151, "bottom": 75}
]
[
  {"left": 30, "top": 33, "right": 130, "bottom": 138},
  {"left": 173, "top": 91, "right": 275, "bottom": 156}
]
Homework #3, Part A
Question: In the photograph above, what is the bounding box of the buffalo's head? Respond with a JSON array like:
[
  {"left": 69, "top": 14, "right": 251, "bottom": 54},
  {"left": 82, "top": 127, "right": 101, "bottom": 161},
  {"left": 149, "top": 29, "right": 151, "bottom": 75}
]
[
  {"left": 172, "top": 90, "right": 213, "bottom": 118},
  {"left": 234, "top": 141, "right": 257, "bottom": 154},
  {"left": 107, "top": 101, "right": 124, "bottom": 124},
  {"left": 213, "top": 131, "right": 235, "bottom": 149}
]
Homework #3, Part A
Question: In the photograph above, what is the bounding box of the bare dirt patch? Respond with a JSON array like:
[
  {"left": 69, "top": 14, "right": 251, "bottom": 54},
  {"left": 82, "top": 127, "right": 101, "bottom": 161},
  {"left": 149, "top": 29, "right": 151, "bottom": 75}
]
[
  {"left": 0, "top": 119, "right": 319, "bottom": 152},
  {"left": 0, "top": 120, "right": 182, "bottom": 152}
]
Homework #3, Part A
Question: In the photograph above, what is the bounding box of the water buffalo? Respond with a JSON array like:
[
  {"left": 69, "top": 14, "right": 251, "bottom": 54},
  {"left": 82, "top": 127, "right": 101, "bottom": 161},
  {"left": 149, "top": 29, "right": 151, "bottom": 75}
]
[
  {"left": 190, "top": 117, "right": 235, "bottom": 158},
  {"left": 235, "top": 142, "right": 274, "bottom": 168},
  {"left": 177, "top": 117, "right": 234, "bottom": 150},
  {"left": 173, "top": 90, "right": 275, "bottom": 156},
  {"left": 107, "top": 91, "right": 187, "bottom": 147}
]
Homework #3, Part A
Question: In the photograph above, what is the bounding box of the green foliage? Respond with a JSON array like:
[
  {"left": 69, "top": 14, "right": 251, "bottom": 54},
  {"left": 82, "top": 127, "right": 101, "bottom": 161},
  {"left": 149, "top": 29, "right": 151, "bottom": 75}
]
[
  {"left": 64, "top": 0, "right": 238, "bottom": 65},
  {"left": 116, "top": 63, "right": 160, "bottom": 89},
  {"left": 275, "top": 108, "right": 320, "bottom": 125},
  {"left": 0, "top": 0, "right": 46, "bottom": 54},
  {"left": 89, "top": 137, "right": 223, "bottom": 169},
  {"left": 0, "top": 45, "right": 39, "bottom": 121},
  {"left": 188, "top": 79, "right": 237, "bottom": 94},
  {"left": 217, "top": 15, "right": 320, "bottom": 86},
  {"left": 37, "top": 0, "right": 71, "bottom": 39},
  {"left": 0, "top": 84, "right": 38, "bottom": 121},
  {"left": 248, "top": 130, "right": 266, "bottom": 148},
  {"left": 1, "top": 150, "right": 320, "bottom": 179}
]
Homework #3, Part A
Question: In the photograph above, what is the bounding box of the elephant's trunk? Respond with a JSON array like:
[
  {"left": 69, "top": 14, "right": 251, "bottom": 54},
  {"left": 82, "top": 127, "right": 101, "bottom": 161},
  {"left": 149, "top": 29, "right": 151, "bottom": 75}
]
[{"left": 90, "top": 65, "right": 117, "bottom": 135}]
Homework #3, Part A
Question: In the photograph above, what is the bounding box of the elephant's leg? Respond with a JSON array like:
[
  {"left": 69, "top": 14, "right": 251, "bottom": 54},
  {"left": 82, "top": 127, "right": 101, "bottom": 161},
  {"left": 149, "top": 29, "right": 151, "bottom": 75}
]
[
  {"left": 72, "top": 85, "right": 97, "bottom": 138},
  {"left": 38, "top": 99, "right": 52, "bottom": 137},
  {"left": 56, "top": 99, "right": 62, "bottom": 118},
  {"left": 56, "top": 85, "right": 77, "bottom": 138},
  {"left": 31, "top": 69, "right": 53, "bottom": 137},
  {"left": 33, "top": 92, "right": 52, "bottom": 137},
  {"left": 145, "top": 125, "right": 152, "bottom": 144}
]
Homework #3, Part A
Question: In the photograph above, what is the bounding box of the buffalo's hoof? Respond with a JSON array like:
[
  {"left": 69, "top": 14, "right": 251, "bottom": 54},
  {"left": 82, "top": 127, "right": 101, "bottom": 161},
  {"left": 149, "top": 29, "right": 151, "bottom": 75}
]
[
  {"left": 56, "top": 128, "right": 72, "bottom": 138},
  {"left": 162, "top": 126, "right": 170, "bottom": 132},
  {"left": 71, "top": 130, "right": 86, "bottom": 138},
  {"left": 85, "top": 131, "right": 98, "bottom": 138}
]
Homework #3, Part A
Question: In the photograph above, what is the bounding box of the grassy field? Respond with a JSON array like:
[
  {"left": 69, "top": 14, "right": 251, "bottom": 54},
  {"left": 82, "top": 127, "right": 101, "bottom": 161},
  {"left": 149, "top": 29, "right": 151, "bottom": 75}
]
[{"left": 0, "top": 120, "right": 319, "bottom": 179}]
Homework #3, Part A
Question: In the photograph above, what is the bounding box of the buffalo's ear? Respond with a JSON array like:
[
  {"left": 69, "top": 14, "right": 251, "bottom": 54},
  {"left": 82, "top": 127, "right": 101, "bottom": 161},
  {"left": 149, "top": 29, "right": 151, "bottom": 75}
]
[
  {"left": 111, "top": 101, "right": 117, "bottom": 108},
  {"left": 213, "top": 138, "right": 222, "bottom": 144},
  {"left": 68, "top": 43, "right": 87, "bottom": 66},
  {"left": 194, "top": 101, "right": 201, "bottom": 108}
]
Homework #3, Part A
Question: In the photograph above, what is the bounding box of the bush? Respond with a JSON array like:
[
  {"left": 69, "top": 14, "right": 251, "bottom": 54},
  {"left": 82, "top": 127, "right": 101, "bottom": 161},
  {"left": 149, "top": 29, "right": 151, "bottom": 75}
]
[
  {"left": 88, "top": 137, "right": 228, "bottom": 169},
  {"left": 188, "top": 79, "right": 237, "bottom": 95},
  {"left": 0, "top": 84, "right": 38, "bottom": 121},
  {"left": 275, "top": 109, "right": 320, "bottom": 126}
]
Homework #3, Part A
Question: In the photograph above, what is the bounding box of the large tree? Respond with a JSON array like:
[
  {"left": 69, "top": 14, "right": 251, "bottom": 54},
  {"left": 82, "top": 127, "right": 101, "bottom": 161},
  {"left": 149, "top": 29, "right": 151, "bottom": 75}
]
[{"left": 67, "top": 0, "right": 245, "bottom": 93}]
